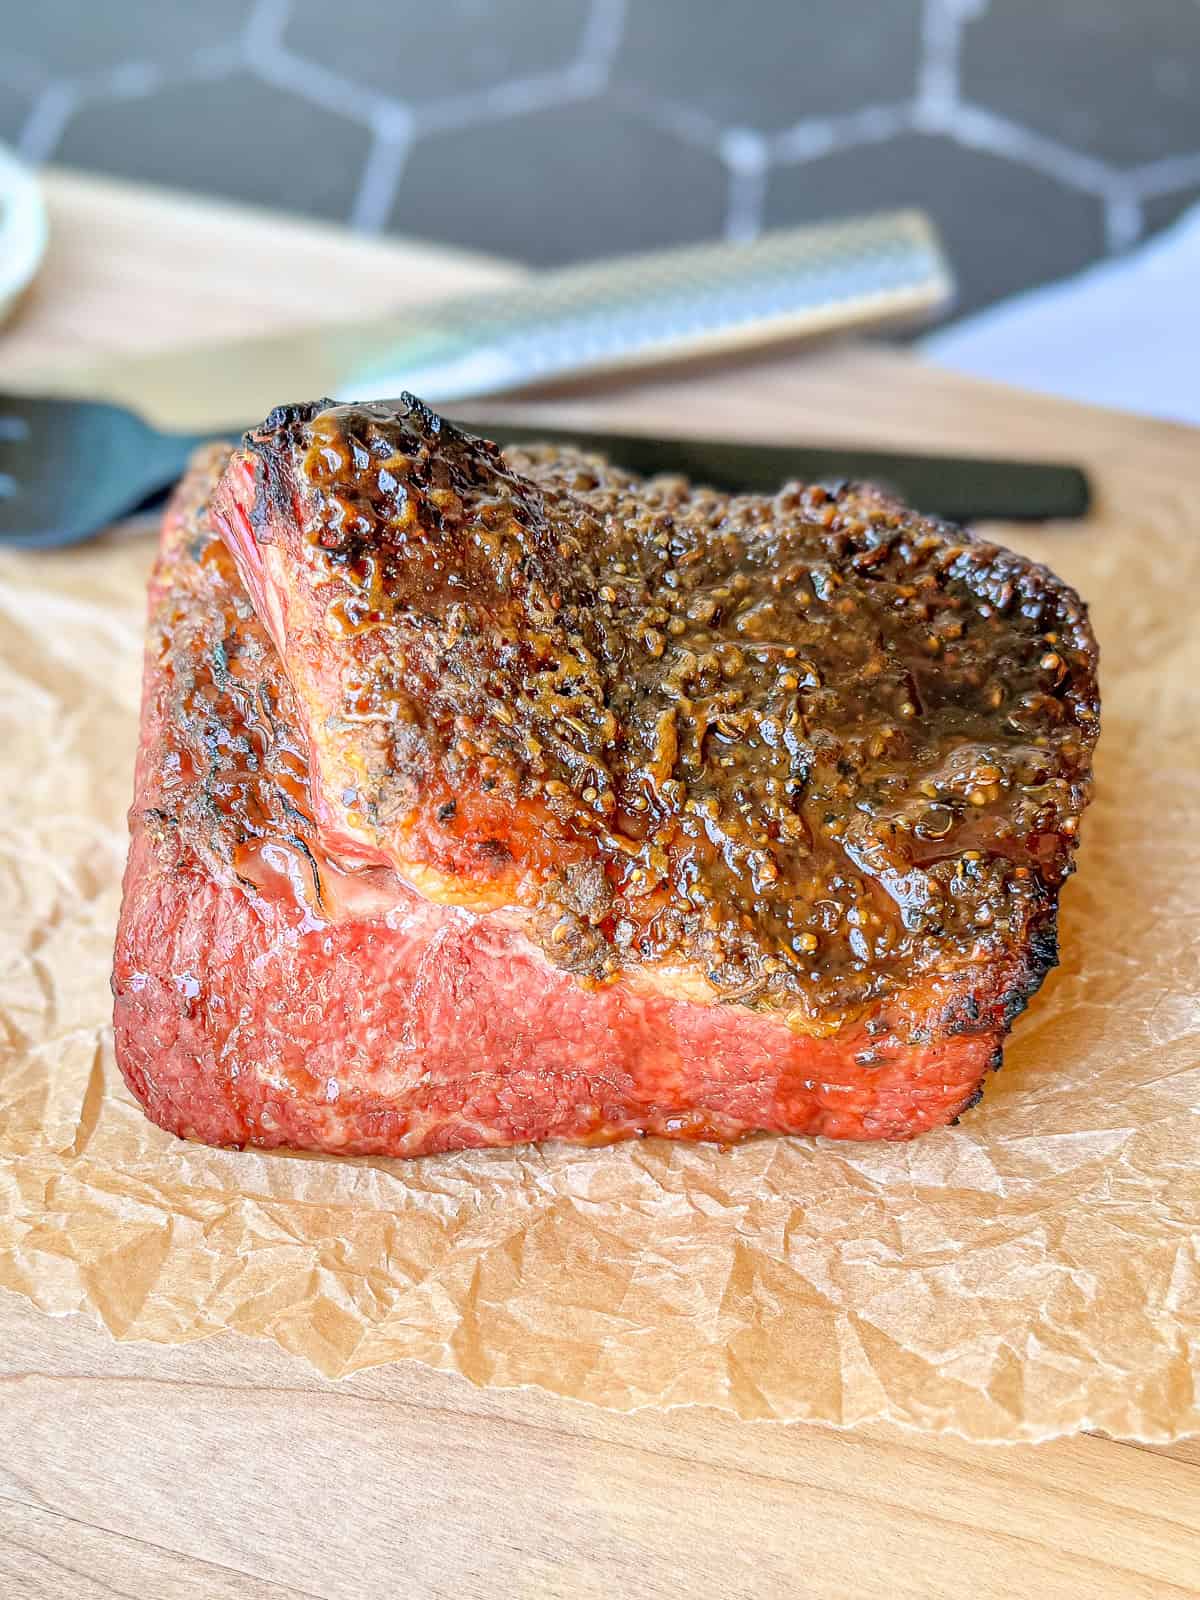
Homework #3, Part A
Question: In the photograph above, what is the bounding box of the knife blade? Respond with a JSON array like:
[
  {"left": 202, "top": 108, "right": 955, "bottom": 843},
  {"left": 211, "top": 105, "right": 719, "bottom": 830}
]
[{"left": 452, "top": 417, "right": 1090, "bottom": 523}]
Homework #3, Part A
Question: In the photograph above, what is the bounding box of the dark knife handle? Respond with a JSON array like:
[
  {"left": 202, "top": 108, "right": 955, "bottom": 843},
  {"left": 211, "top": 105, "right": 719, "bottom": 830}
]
[{"left": 452, "top": 418, "right": 1090, "bottom": 524}]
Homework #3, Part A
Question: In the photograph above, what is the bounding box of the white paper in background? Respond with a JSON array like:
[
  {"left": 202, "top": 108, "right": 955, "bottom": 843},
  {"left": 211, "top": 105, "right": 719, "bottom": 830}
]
[{"left": 923, "top": 202, "right": 1200, "bottom": 425}]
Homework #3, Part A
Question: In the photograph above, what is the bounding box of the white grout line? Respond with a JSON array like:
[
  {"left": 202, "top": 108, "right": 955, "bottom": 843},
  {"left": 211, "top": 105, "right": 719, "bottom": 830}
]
[
  {"left": 349, "top": 111, "right": 415, "bottom": 233},
  {"left": 944, "top": 102, "right": 1116, "bottom": 194},
  {"left": 241, "top": 0, "right": 293, "bottom": 57},
  {"left": 1104, "top": 190, "right": 1144, "bottom": 253},
  {"left": 250, "top": 45, "right": 400, "bottom": 128},
  {"left": 13, "top": 44, "right": 254, "bottom": 168},
  {"left": 771, "top": 103, "right": 914, "bottom": 165},
  {"left": 98, "top": 60, "right": 165, "bottom": 100},
  {"left": 917, "top": 0, "right": 963, "bottom": 118},
  {"left": 576, "top": 0, "right": 628, "bottom": 73},
  {"left": 413, "top": 66, "right": 602, "bottom": 138},
  {"left": 610, "top": 83, "right": 727, "bottom": 154},
  {"left": 17, "top": 82, "right": 78, "bottom": 163},
  {"left": 721, "top": 127, "right": 769, "bottom": 173},
  {"left": 1122, "top": 147, "right": 1200, "bottom": 199},
  {"left": 721, "top": 128, "right": 769, "bottom": 245}
]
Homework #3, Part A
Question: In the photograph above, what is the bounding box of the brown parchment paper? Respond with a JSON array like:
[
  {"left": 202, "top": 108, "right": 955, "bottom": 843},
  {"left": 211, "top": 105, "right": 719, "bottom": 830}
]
[{"left": 0, "top": 472, "right": 1197, "bottom": 1444}]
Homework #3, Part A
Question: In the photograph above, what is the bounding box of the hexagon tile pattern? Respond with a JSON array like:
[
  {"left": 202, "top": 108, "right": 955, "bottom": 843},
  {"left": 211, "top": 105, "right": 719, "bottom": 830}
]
[
  {"left": 613, "top": 0, "right": 924, "bottom": 133},
  {"left": 961, "top": 0, "right": 1200, "bottom": 170},
  {"left": 395, "top": 95, "right": 728, "bottom": 265},
  {"left": 283, "top": 0, "right": 591, "bottom": 107},
  {"left": 765, "top": 133, "right": 1106, "bottom": 318},
  {"left": 56, "top": 72, "right": 372, "bottom": 223},
  {"left": 3, "top": 0, "right": 1200, "bottom": 323},
  {"left": 7, "top": 0, "right": 254, "bottom": 78}
]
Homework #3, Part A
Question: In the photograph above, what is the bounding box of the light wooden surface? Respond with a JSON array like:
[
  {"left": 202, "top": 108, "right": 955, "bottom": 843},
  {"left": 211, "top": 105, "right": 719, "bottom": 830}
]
[
  {"left": 2, "top": 1288, "right": 1199, "bottom": 1600},
  {"left": 3, "top": 169, "right": 517, "bottom": 377},
  {"left": 2, "top": 169, "right": 1198, "bottom": 1600}
]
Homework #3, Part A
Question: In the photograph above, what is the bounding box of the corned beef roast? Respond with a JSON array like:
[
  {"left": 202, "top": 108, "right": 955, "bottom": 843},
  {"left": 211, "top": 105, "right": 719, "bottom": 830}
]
[{"left": 112, "top": 398, "right": 1099, "bottom": 1155}]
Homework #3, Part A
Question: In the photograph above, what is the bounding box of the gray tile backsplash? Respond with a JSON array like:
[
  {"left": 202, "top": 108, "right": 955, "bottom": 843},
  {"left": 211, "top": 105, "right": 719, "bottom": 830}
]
[
  {"left": 4, "top": 0, "right": 1199, "bottom": 326},
  {"left": 394, "top": 93, "right": 729, "bottom": 265},
  {"left": 613, "top": 0, "right": 924, "bottom": 132},
  {"left": 56, "top": 71, "right": 373, "bottom": 224},
  {"left": 1144, "top": 182, "right": 1200, "bottom": 239},
  {"left": 961, "top": 0, "right": 1200, "bottom": 169},
  {"left": 7, "top": 0, "right": 254, "bottom": 79},
  {"left": 764, "top": 131, "right": 1107, "bottom": 316},
  {"left": 283, "top": 0, "right": 592, "bottom": 106},
  {"left": 0, "top": 87, "right": 34, "bottom": 149}
]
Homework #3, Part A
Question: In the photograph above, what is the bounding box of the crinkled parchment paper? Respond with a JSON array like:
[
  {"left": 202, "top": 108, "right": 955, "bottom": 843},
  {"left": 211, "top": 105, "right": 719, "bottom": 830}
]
[{"left": 0, "top": 471, "right": 1197, "bottom": 1443}]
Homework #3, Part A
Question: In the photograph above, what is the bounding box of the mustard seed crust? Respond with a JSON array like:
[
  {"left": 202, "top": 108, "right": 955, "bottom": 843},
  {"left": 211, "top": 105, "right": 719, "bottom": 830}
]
[{"left": 229, "top": 396, "right": 1099, "bottom": 1028}]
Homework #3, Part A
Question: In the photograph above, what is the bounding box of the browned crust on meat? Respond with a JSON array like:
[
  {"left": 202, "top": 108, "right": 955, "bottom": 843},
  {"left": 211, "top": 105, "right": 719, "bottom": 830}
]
[
  {"left": 114, "top": 444, "right": 1099, "bottom": 1158},
  {"left": 206, "top": 398, "right": 1098, "bottom": 1043},
  {"left": 135, "top": 441, "right": 332, "bottom": 915}
]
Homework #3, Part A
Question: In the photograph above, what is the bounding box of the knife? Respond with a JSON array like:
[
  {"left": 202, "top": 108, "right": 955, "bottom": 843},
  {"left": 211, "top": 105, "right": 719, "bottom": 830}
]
[{"left": 453, "top": 418, "right": 1091, "bottom": 523}]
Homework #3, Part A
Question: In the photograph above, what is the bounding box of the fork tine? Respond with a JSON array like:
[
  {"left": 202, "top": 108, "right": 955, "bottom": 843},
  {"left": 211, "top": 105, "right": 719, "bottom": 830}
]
[{"left": 0, "top": 414, "right": 26, "bottom": 501}]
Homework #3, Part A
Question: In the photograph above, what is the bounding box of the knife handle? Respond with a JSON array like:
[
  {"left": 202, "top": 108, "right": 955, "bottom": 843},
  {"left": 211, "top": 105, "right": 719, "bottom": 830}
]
[{"left": 348, "top": 210, "right": 954, "bottom": 402}]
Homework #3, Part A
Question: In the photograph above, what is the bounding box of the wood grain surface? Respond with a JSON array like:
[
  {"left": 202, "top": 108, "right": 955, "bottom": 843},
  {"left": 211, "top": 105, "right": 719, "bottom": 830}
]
[{"left": 2, "top": 168, "right": 1197, "bottom": 1600}]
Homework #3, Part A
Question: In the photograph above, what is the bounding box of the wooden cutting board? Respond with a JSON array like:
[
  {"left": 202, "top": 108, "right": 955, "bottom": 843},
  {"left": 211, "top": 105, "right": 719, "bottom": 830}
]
[{"left": 1, "top": 170, "right": 1197, "bottom": 1600}]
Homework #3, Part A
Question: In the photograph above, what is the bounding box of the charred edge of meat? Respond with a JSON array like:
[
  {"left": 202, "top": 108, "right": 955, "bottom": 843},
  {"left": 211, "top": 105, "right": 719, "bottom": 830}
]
[
  {"left": 946, "top": 908, "right": 1060, "bottom": 1124},
  {"left": 949, "top": 1084, "right": 986, "bottom": 1124},
  {"left": 253, "top": 399, "right": 334, "bottom": 440},
  {"left": 245, "top": 398, "right": 335, "bottom": 534},
  {"left": 396, "top": 390, "right": 453, "bottom": 439},
  {"left": 1001, "top": 917, "right": 1060, "bottom": 1029},
  {"left": 950, "top": 1038, "right": 1023, "bottom": 1122}
]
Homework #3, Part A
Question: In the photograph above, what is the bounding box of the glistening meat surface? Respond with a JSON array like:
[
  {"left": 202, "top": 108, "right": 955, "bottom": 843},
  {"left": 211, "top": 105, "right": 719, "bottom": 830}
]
[{"left": 113, "top": 406, "right": 1098, "bottom": 1154}]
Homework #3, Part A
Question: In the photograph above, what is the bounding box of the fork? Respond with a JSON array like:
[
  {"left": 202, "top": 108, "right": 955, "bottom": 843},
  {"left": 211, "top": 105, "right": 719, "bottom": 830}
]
[
  {"left": 0, "top": 389, "right": 1091, "bottom": 549},
  {"left": 0, "top": 393, "right": 222, "bottom": 550}
]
